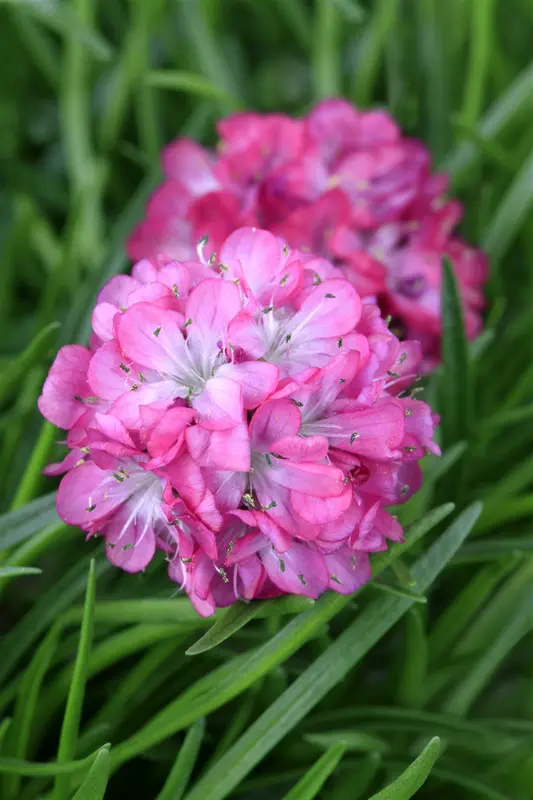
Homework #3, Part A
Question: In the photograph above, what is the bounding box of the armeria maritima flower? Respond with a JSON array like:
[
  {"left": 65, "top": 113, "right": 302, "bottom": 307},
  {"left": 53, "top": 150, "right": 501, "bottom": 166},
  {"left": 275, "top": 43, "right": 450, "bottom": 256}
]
[
  {"left": 39, "top": 227, "right": 439, "bottom": 615},
  {"left": 128, "top": 99, "right": 487, "bottom": 368}
]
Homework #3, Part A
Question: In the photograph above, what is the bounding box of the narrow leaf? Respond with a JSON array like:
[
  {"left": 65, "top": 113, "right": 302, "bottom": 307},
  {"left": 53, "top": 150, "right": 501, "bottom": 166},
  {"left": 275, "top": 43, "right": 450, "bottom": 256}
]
[
  {"left": 186, "top": 602, "right": 264, "bottom": 656},
  {"left": 0, "top": 567, "right": 41, "bottom": 578},
  {"left": 156, "top": 719, "right": 205, "bottom": 800},
  {"left": 305, "top": 731, "right": 389, "bottom": 754},
  {"left": 282, "top": 743, "right": 345, "bottom": 800},
  {"left": 53, "top": 560, "right": 97, "bottom": 800},
  {"left": 439, "top": 257, "right": 471, "bottom": 446},
  {"left": 72, "top": 747, "right": 110, "bottom": 800},
  {"left": 368, "top": 737, "right": 441, "bottom": 799},
  {"left": 181, "top": 504, "right": 481, "bottom": 800}
]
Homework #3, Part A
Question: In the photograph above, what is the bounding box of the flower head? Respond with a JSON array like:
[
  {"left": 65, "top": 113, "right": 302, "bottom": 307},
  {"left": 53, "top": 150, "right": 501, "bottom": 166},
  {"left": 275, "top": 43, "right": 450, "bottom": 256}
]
[
  {"left": 128, "top": 100, "right": 487, "bottom": 366},
  {"left": 39, "top": 227, "right": 440, "bottom": 615}
]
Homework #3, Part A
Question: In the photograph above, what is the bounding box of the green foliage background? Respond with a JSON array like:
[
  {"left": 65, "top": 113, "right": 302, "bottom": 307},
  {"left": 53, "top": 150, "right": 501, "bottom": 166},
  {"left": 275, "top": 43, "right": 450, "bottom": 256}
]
[{"left": 1, "top": 0, "right": 533, "bottom": 797}]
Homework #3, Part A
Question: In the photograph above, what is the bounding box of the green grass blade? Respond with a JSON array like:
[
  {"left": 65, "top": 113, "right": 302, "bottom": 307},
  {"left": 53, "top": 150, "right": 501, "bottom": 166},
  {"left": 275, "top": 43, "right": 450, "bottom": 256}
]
[
  {"left": 439, "top": 257, "right": 471, "bottom": 447},
  {"left": 443, "top": 58, "right": 533, "bottom": 183},
  {"left": 368, "top": 738, "right": 441, "bottom": 799},
  {"left": 156, "top": 719, "right": 205, "bottom": 800},
  {"left": 0, "top": 492, "right": 58, "bottom": 551},
  {"left": 0, "top": 566, "right": 41, "bottom": 579},
  {"left": 281, "top": 743, "right": 346, "bottom": 800},
  {"left": 0, "top": 555, "right": 106, "bottom": 689},
  {"left": 352, "top": 0, "right": 397, "bottom": 107},
  {"left": 482, "top": 144, "right": 533, "bottom": 262},
  {"left": 108, "top": 504, "right": 453, "bottom": 773},
  {"left": 72, "top": 747, "right": 110, "bottom": 800},
  {"left": 180, "top": 504, "right": 481, "bottom": 800},
  {"left": 16, "top": 0, "right": 113, "bottom": 62},
  {"left": 186, "top": 602, "right": 265, "bottom": 656},
  {"left": 0, "top": 749, "right": 107, "bottom": 778},
  {"left": 3, "top": 627, "right": 59, "bottom": 799},
  {"left": 0, "top": 321, "right": 60, "bottom": 405},
  {"left": 312, "top": 0, "right": 340, "bottom": 99},
  {"left": 305, "top": 732, "right": 389, "bottom": 754},
  {"left": 396, "top": 607, "right": 428, "bottom": 709},
  {"left": 460, "top": 0, "right": 495, "bottom": 128},
  {"left": 146, "top": 71, "right": 241, "bottom": 108},
  {"left": 52, "top": 560, "right": 97, "bottom": 800}
]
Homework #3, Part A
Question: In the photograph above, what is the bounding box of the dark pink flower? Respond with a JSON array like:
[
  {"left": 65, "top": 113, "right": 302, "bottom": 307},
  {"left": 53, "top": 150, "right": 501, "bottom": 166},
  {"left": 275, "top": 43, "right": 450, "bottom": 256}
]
[
  {"left": 128, "top": 100, "right": 486, "bottom": 364},
  {"left": 40, "top": 227, "right": 440, "bottom": 615}
]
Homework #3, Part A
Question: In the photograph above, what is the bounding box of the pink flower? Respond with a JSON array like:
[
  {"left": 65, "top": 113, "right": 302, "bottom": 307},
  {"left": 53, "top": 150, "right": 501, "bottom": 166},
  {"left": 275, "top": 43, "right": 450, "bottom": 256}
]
[
  {"left": 40, "top": 227, "right": 440, "bottom": 615},
  {"left": 128, "top": 100, "right": 486, "bottom": 364}
]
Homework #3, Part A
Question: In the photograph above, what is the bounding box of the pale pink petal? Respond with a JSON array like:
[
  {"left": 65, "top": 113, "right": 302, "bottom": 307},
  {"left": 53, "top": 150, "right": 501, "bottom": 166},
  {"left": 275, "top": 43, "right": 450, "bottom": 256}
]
[
  {"left": 92, "top": 302, "right": 119, "bottom": 342},
  {"left": 217, "top": 361, "right": 279, "bottom": 409},
  {"left": 272, "top": 460, "right": 345, "bottom": 497},
  {"left": 249, "top": 399, "right": 301, "bottom": 451},
  {"left": 325, "top": 548, "right": 371, "bottom": 594},
  {"left": 38, "top": 345, "right": 92, "bottom": 429},
  {"left": 270, "top": 434, "right": 329, "bottom": 462},
  {"left": 260, "top": 542, "right": 329, "bottom": 598},
  {"left": 118, "top": 303, "right": 188, "bottom": 374},
  {"left": 192, "top": 376, "right": 243, "bottom": 430},
  {"left": 162, "top": 138, "right": 219, "bottom": 194},
  {"left": 291, "top": 482, "right": 352, "bottom": 524},
  {"left": 290, "top": 278, "right": 361, "bottom": 341},
  {"left": 186, "top": 423, "right": 250, "bottom": 472},
  {"left": 104, "top": 506, "right": 156, "bottom": 573},
  {"left": 56, "top": 461, "right": 129, "bottom": 526}
]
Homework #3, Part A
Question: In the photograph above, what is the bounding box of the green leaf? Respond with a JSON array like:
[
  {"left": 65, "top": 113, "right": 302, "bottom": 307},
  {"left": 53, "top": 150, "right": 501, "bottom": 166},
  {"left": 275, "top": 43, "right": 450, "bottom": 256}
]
[
  {"left": 0, "top": 748, "right": 108, "bottom": 777},
  {"left": 146, "top": 71, "right": 241, "bottom": 108},
  {"left": 443, "top": 57, "right": 533, "bottom": 185},
  {"left": 186, "top": 602, "right": 263, "bottom": 655},
  {"left": 110, "top": 505, "right": 453, "bottom": 773},
  {"left": 3, "top": 626, "right": 59, "bottom": 799},
  {"left": 13, "top": 0, "right": 113, "bottom": 61},
  {"left": 0, "top": 555, "right": 107, "bottom": 688},
  {"left": 0, "top": 566, "right": 41, "bottom": 578},
  {"left": 439, "top": 257, "right": 471, "bottom": 447},
  {"left": 0, "top": 492, "right": 58, "bottom": 552},
  {"left": 483, "top": 144, "right": 533, "bottom": 262},
  {"left": 281, "top": 743, "right": 345, "bottom": 800},
  {"left": 0, "top": 321, "right": 60, "bottom": 404},
  {"left": 180, "top": 504, "right": 481, "bottom": 800},
  {"left": 396, "top": 607, "right": 428, "bottom": 709},
  {"left": 72, "top": 747, "right": 110, "bottom": 800},
  {"left": 305, "top": 731, "right": 389, "bottom": 754},
  {"left": 460, "top": 0, "right": 495, "bottom": 128},
  {"left": 53, "top": 560, "right": 97, "bottom": 800},
  {"left": 352, "top": 0, "right": 397, "bottom": 107},
  {"left": 155, "top": 719, "right": 205, "bottom": 800},
  {"left": 368, "top": 737, "right": 441, "bottom": 799},
  {"left": 313, "top": 0, "right": 340, "bottom": 99}
]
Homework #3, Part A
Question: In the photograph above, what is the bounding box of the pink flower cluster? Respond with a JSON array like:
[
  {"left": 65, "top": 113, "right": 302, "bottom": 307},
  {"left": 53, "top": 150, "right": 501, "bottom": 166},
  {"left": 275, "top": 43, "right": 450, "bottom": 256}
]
[
  {"left": 39, "top": 228, "right": 439, "bottom": 615},
  {"left": 128, "top": 99, "right": 487, "bottom": 368}
]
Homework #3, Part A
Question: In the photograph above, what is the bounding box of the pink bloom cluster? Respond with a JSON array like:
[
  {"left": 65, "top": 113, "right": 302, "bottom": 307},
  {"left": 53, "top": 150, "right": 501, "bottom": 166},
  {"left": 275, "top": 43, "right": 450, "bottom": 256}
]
[
  {"left": 39, "top": 228, "right": 440, "bottom": 615},
  {"left": 128, "top": 99, "right": 487, "bottom": 367}
]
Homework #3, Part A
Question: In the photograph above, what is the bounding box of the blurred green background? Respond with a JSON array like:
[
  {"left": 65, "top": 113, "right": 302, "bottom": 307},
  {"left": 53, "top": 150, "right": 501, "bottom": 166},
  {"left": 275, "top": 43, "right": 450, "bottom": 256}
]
[{"left": 2, "top": 0, "right": 533, "bottom": 798}]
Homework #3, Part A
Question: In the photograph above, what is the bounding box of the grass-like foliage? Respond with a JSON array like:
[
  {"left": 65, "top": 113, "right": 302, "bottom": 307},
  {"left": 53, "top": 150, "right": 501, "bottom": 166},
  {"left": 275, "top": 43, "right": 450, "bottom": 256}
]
[{"left": 1, "top": 0, "right": 533, "bottom": 797}]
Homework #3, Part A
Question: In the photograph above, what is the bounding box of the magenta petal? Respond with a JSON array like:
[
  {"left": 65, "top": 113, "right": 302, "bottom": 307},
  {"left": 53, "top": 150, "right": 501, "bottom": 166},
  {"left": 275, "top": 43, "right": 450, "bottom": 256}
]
[
  {"left": 38, "top": 345, "right": 92, "bottom": 429},
  {"left": 270, "top": 434, "right": 329, "bottom": 462},
  {"left": 162, "top": 138, "right": 219, "bottom": 194},
  {"left": 118, "top": 303, "right": 187, "bottom": 373},
  {"left": 146, "top": 406, "right": 195, "bottom": 459},
  {"left": 272, "top": 461, "right": 345, "bottom": 497},
  {"left": 261, "top": 542, "right": 328, "bottom": 598},
  {"left": 249, "top": 399, "right": 301, "bottom": 450},
  {"left": 186, "top": 423, "right": 251, "bottom": 472},
  {"left": 92, "top": 302, "right": 119, "bottom": 342},
  {"left": 185, "top": 278, "right": 242, "bottom": 341},
  {"left": 104, "top": 507, "right": 156, "bottom": 573},
  {"left": 325, "top": 548, "right": 371, "bottom": 594},
  {"left": 291, "top": 483, "right": 352, "bottom": 524},
  {"left": 192, "top": 376, "right": 243, "bottom": 431},
  {"left": 56, "top": 461, "right": 127, "bottom": 526},
  {"left": 293, "top": 278, "right": 362, "bottom": 339},
  {"left": 217, "top": 361, "right": 279, "bottom": 409}
]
